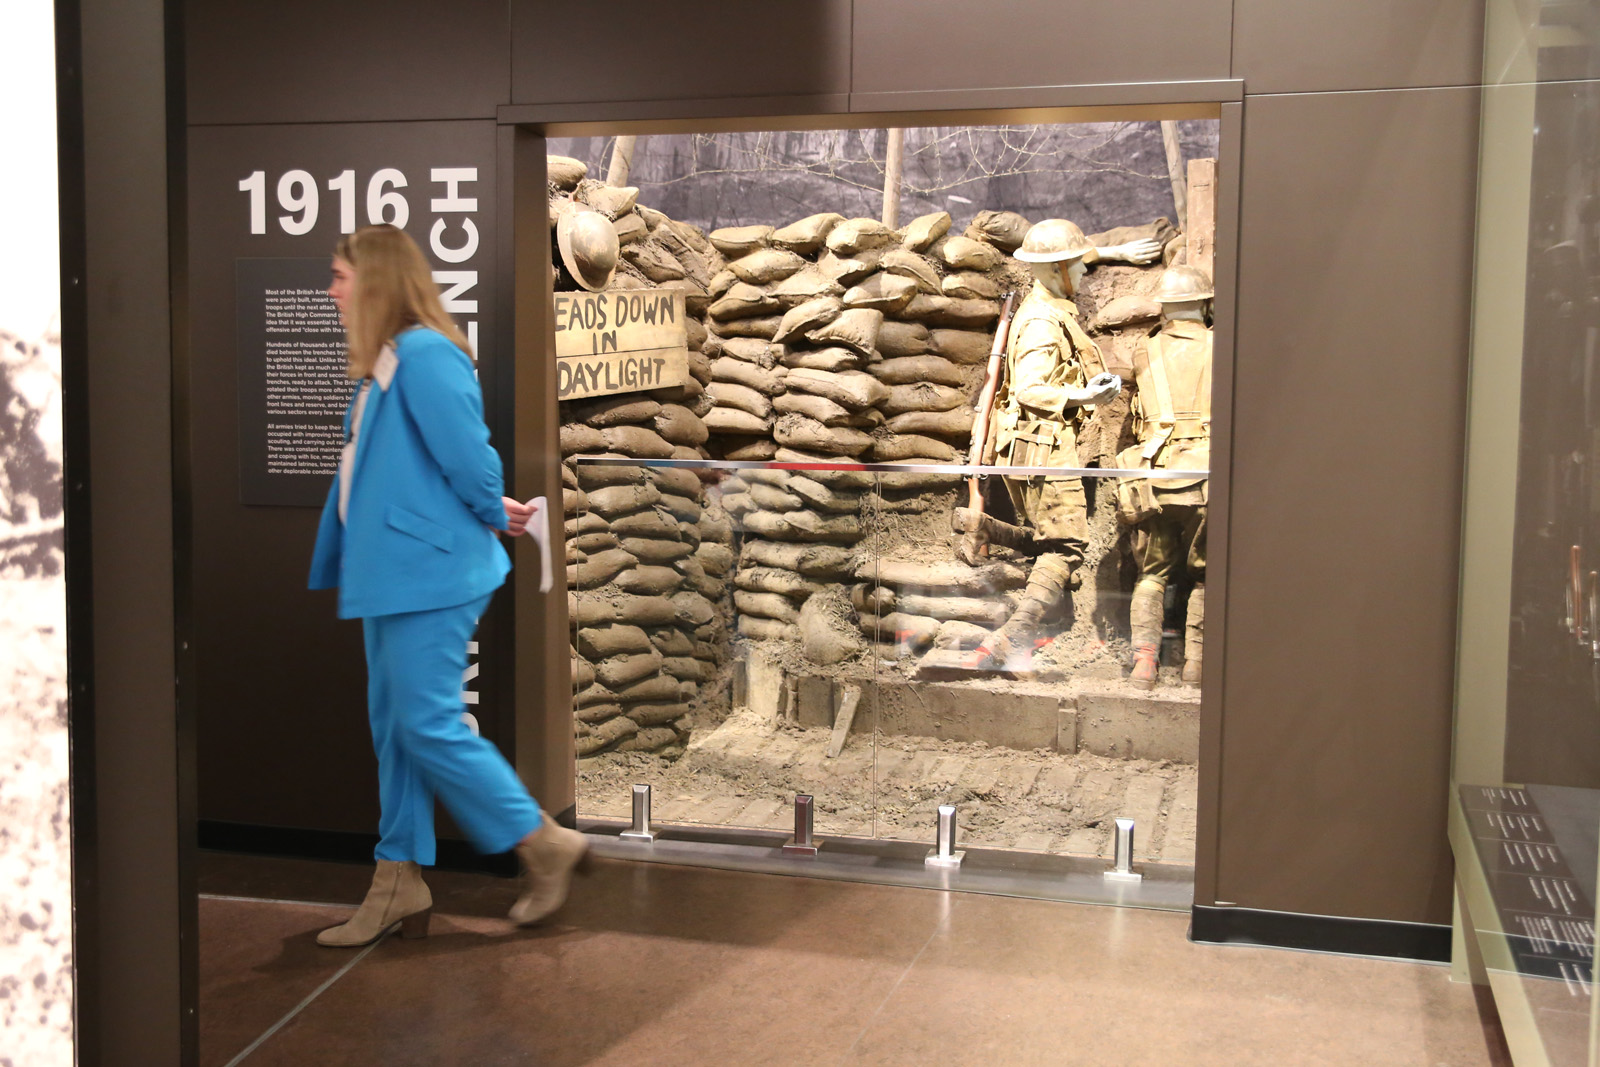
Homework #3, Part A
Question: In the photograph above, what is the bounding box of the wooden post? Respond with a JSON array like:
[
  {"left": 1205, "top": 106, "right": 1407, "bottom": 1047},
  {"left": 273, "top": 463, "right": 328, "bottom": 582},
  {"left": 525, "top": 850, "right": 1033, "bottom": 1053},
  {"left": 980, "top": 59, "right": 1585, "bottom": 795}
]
[
  {"left": 1186, "top": 157, "right": 1217, "bottom": 280},
  {"left": 606, "top": 135, "right": 639, "bottom": 187},
  {"left": 827, "top": 684, "right": 862, "bottom": 758},
  {"left": 882, "top": 128, "right": 905, "bottom": 230},
  {"left": 1160, "top": 121, "right": 1188, "bottom": 233}
]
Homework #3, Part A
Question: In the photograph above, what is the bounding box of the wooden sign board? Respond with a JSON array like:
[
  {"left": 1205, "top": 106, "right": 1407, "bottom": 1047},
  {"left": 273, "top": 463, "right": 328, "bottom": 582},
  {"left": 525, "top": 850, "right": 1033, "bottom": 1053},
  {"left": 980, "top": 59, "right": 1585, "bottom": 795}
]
[{"left": 554, "top": 288, "right": 689, "bottom": 400}]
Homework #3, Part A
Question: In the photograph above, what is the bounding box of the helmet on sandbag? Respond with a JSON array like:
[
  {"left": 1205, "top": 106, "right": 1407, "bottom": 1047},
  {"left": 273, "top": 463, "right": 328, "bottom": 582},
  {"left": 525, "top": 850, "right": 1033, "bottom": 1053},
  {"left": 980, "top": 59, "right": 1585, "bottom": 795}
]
[
  {"left": 1153, "top": 264, "right": 1214, "bottom": 303},
  {"left": 1013, "top": 218, "right": 1094, "bottom": 263},
  {"left": 556, "top": 204, "right": 619, "bottom": 292}
]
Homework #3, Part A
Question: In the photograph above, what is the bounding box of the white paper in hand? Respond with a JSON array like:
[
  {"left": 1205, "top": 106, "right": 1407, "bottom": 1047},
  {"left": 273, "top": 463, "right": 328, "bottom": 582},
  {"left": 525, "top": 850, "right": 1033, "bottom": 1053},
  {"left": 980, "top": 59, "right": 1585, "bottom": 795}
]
[{"left": 526, "top": 496, "right": 553, "bottom": 592}]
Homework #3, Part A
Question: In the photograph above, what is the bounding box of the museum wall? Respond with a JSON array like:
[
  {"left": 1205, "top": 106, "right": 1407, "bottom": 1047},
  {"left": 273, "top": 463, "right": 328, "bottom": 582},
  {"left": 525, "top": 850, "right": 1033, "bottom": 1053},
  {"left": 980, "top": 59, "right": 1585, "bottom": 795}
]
[{"left": 181, "top": 0, "right": 1487, "bottom": 929}]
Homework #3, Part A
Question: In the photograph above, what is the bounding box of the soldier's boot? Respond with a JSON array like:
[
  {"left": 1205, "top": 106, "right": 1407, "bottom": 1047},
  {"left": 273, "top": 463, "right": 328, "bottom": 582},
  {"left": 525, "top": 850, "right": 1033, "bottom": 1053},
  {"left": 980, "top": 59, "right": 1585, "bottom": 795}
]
[
  {"left": 1128, "top": 577, "right": 1166, "bottom": 691},
  {"left": 1181, "top": 583, "right": 1204, "bottom": 686},
  {"left": 966, "top": 553, "right": 1073, "bottom": 669}
]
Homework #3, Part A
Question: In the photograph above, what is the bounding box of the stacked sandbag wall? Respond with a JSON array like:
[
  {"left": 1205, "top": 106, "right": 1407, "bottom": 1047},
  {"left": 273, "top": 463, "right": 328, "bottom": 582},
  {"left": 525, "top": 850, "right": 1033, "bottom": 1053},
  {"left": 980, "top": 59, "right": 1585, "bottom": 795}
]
[{"left": 551, "top": 157, "right": 731, "bottom": 756}]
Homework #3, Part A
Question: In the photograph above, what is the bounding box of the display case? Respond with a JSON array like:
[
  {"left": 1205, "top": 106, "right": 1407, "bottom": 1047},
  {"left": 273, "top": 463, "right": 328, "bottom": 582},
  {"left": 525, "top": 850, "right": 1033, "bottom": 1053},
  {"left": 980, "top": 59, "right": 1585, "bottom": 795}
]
[{"left": 1450, "top": 1, "right": 1600, "bottom": 1061}]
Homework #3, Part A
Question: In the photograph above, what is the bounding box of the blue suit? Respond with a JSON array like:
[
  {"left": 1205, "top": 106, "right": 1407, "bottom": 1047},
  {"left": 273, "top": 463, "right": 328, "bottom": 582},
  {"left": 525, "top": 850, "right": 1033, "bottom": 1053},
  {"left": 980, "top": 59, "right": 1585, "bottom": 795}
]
[{"left": 309, "top": 326, "right": 539, "bottom": 864}]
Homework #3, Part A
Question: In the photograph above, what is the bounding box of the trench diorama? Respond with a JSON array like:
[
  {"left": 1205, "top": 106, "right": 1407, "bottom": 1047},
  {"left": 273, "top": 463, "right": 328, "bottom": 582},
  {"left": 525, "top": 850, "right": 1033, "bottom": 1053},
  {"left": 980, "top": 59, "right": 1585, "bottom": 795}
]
[{"left": 552, "top": 138, "right": 1213, "bottom": 863}]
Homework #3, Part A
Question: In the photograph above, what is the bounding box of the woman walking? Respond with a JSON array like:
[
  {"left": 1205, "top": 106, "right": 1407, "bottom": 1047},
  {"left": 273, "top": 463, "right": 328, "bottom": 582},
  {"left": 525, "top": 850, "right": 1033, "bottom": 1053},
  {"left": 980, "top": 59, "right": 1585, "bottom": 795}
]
[{"left": 308, "top": 223, "right": 587, "bottom": 946}]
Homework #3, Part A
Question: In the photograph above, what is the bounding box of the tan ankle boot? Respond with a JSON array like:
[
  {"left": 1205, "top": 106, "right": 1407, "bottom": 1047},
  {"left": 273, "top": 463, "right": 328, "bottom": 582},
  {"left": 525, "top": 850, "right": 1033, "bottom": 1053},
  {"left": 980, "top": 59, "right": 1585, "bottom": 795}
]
[
  {"left": 317, "top": 860, "right": 432, "bottom": 947},
  {"left": 509, "top": 814, "right": 591, "bottom": 926}
]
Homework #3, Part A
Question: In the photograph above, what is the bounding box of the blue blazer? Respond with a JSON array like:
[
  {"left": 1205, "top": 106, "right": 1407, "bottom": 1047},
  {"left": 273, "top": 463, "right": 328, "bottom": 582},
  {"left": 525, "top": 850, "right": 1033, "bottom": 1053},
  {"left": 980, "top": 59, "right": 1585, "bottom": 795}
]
[{"left": 309, "top": 326, "right": 511, "bottom": 619}]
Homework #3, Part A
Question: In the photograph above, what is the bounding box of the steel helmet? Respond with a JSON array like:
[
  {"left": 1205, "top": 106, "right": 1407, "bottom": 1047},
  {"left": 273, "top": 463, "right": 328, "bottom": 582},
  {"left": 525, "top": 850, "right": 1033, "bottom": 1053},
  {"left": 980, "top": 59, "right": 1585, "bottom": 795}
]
[
  {"left": 1153, "top": 264, "right": 1214, "bottom": 303},
  {"left": 1013, "top": 218, "right": 1094, "bottom": 263},
  {"left": 556, "top": 204, "right": 619, "bottom": 292}
]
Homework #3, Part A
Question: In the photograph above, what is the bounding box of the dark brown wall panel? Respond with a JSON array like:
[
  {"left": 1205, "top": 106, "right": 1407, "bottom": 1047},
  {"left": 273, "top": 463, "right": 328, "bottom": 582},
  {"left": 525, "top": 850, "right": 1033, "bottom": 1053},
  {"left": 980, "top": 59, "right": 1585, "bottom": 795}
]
[
  {"left": 1232, "top": 0, "right": 1485, "bottom": 94},
  {"left": 851, "top": 0, "right": 1233, "bottom": 94},
  {"left": 1219, "top": 87, "right": 1479, "bottom": 923},
  {"left": 186, "top": 0, "right": 509, "bottom": 125},
  {"left": 510, "top": 0, "right": 852, "bottom": 105}
]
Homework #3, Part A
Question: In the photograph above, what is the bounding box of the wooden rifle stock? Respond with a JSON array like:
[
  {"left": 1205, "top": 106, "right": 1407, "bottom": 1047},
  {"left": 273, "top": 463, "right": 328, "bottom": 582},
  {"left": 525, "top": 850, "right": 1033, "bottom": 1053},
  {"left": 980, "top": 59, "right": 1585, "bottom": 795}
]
[{"left": 966, "top": 291, "right": 1019, "bottom": 513}]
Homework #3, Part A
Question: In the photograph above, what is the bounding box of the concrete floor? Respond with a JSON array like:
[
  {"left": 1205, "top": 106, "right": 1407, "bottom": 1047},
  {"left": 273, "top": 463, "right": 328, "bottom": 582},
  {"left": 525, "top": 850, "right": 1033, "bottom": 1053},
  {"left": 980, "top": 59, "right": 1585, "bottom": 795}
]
[{"left": 199, "top": 851, "right": 1510, "bottom": 1067}]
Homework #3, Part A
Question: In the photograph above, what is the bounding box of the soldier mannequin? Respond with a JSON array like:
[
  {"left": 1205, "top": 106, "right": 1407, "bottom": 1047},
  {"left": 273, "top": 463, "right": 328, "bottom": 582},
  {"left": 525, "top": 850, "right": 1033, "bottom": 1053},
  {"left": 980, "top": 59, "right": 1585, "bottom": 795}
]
[
  {"left": 1122, "top": 265, "right": 1213, "bottom": 689},
  {"left": 959, "top": 219, "right": 1159, "bottom": 667}
]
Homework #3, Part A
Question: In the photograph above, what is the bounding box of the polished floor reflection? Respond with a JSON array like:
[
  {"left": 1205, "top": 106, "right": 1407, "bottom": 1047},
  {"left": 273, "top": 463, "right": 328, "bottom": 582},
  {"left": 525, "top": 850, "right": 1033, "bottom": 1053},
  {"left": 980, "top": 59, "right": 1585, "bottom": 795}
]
[{"left": 200, "top": 851, "right": 1509, "bottom": 1066}]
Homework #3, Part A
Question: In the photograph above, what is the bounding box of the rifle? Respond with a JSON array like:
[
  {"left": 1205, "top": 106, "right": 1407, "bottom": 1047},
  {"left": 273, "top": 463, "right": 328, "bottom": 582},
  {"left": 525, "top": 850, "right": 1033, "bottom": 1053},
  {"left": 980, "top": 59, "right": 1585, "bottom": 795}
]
[{"left": 960, "top": 291, "right": 1019, "bottom": 557}]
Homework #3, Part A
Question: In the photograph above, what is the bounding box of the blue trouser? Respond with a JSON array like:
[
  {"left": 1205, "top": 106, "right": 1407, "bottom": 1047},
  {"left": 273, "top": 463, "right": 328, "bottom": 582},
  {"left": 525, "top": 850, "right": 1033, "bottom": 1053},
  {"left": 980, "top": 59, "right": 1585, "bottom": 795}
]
[{"left": 362, "top": 593, "right": 541, "bottom": 865}]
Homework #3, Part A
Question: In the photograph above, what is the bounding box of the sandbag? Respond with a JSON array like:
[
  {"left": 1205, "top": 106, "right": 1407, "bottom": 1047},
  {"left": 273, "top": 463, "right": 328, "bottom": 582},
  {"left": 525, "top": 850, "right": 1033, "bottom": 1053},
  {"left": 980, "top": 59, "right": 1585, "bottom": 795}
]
[
  {"left": 623, "top": 538, "right": 694, "bottom": 564},
  {"left": 779, "top": 346, "right": 862, "bottom": 373},
  {"left": 720, "top": 438, "right": 778, "bottom": 460},
  {"left": 578, "top": 181, "right": 638, "bottom": 216},
  {"left": 734, "top": 589, "right": 802, "bottom": 623},
  {"left": 964, "top": 210, "right": 1032, "bottom": 252},
  {"left": 613, "top": 675, "right": 683, "bottom": 704},
  {"left": 611, "top": 509, "right": 681, "bottom": 539},
  {"left": 547, "top": 156, "right": 587, "bottom": 190},
  {"left": 1091, "top": 294, "right": 1161, "bottom": 331},
  {"left": 939, "top": 235, "right": 1005, "bottom": 272},
  {"left": 567, "top": 547, "right": 639, "bottom": 589},
  {"left": 625, "top": 703, "right": 692, "bottom": 729},
  {"left": 572, "top": 655, "right": 596, "bottom": 689},
  {"left": 872, "top": 434, "right": 962, "bottom": 462},
  {"left": 577, "top": 624, "right": 653, "bottom": 659},
  {"left": 787, "top": 475, "right": 863, "bottom": 514},
  {"left": 613, "top": 213, "right": 648, "bottom": 246},
  {"left": 650, "top": 467, "right": 702, "bottom": 497},
  {"left": 806, "top": 307, "right": 883, "bottom": 357},
  {"left": 695, "top": 541, "right": 734, "bottom": 576},
  {"left": 933, "top": 620, "right": 992, "bottom": 650},
  {"left": 902, "top": 295, "right": 999, "bottom": 329},
  {"left": 716, "top": 336, "right": 780, "bottom": 368},
  {"left": 707, "top": 282, "right": 780, "bottom": 322},
  {"left": 707, "top": 269, "right": 738, "bottom": 299},
  {"left": 773, "top": 296, "right": 844, "bottom": 344},
  {"left": 928, "top": 328, "right": 994, "bottom": 364},
  {"left": 770, "top": 212, "right": 845, "bottom": 255},
  {"left": 869, "top": 355, "right": 966, "bottom": 387},
  {"left": 738, "top": 616, "right": 800, "bottom": 642},
  {"left": 669, "top": 591, "right": 716, "bottom": 627},
  {"left": 769, "top": 268, "right": 844, "bottom": 307},
  {"left": 842, "top": 274, "right": 917, "bottom": 314},
  {"left": 574, "top": 396, "right": 661, "bottom": 428},
  {"left": 705, "top": 381, "right": 773, "bottom": 419},
  {"left": 613, "top": 566, "right": 684, "bottom": 596},
  {"left": 874, "top": 464, "right": 963, "bottom": 492},
  {"left": 876, "top": 320, "right": 933, "bottom": 358},
  {"left": 573, "top": 462, "right": 643, "bottom": 489},
  {"left": 662, "top": 656, "right": 706, "bottom": 682},
  {"left": 878, "top": 249, "right": 942, "bottom": 294},
  {"left": 586, "top": 482, "right": 661, "bottom": 517},
  {"left": 748, "top": 482, "right": 802, "bottom": 512},
  {"left": 900, "top": 211, "right": 952, "bottom": 252},
  {"left": 866, "top": 558, "right": 1027, "bottom": 591},
  {"left": 817, "top": 249, "right": 884, "bottom": 286},
  {"left": 799, "top": 593, "right": 864, "bottom": 666},
  {"left": 896, "top": 593, "right": 1008, "bottom": 627},
  {"left": 602, "top": 425, "right": 675, "bottom": 458},
  {"left": 560, "top": 423, "right": 605, "bottom": 456},
  {"left": 736, "top": 567, "right": 822, "bottom": 599},
  {"left": 711, "top": 358, "right": 786, "bottom": 397},
  {"left": 563, "top": 487, "right": 587, "bottom": 516},
  {"left": 740, "top": 540, "right": 858, "bottom": 578},
  {"left": 565, "top": 513, "right": 608, "bottom": 537},
  {"left": 783, "top": 367, "right": 889, "bottom": 410},
  {"left": 879, "top": 382, "right": 967, "bottom": 416},
  {"left": 657, "top": 493, "right": 702, "bottom": 523},
  {"left": 728, "top": 247, "right": 806, "bottom": 285},
  {"left": 744, "top": 509, "right": 863, "bottom": 543},
  {"left": 699, "top": 505, "right": 733, "bottom": 543},
  {"left": 570, "top": 593, "right": 676, "bottom": 626},
  {"left": 595, "top": 650, "right": 664, "bottom": 689},
  {"left": 621, "top": 241, "right": 686, "bottom": 283},
  {"left": 687, "top": 349, "right": 714, "bottom": 384},
  {"left": 858, "top": 611, "right": 940, "bottom": 649},
  {"left": 885, "top": 406, "right": 975, "bottom": 438},
  {"left": 709, "top": 315, "right": 782, "bottom": 340},
  {"left": 651, "top": 628, "right": 696, "bottom": 655},
  {"left": 941, "top": 272, "right": 1002, "bottom": 300},
  {"left": 826, "top": 217, "right": 898, "bottom": 255},
  {"left": 574, "top": 716, "right": 637, "bottom": 756},
  {"left": 709, "top": 225, "right": 773, "bottom": 258},
  {"left": 774, "top": 391, "right": 854, "bottom": 427},
  {"left": 774, "top": 414, "right": 873, "bottom": 457},
  {"left": 654, "top": 404, "right": 709, "bottom": 447}
]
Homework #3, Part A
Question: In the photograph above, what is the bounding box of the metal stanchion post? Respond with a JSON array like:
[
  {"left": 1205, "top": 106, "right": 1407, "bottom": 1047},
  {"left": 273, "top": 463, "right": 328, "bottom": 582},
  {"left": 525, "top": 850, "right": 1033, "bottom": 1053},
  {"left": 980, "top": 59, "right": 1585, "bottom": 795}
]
[
  {"left": 925, "top": 803, "right": 965, "bottom": 868},
  {"left": 782, "top": 794, "right": 821, "bottom": 855},
  {"left": 620, "top": 783, "right": 657, "bottom": 842},
  {"left": 1103, "top": 817, "right": 1142, "bottom": 883}
]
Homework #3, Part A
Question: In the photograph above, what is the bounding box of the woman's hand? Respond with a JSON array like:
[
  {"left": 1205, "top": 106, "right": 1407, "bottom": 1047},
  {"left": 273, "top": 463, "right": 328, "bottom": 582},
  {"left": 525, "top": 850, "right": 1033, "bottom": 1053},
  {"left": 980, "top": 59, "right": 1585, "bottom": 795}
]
[{"left": 502, "top": 496, "right": 539, "bottom": 536}]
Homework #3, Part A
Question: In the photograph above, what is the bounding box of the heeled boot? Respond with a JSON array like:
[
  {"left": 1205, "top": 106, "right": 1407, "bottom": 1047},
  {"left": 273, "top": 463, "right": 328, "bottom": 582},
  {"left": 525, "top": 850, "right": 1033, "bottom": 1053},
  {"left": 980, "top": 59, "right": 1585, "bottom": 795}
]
[
  {"left": 1181, "top": 583, "right": 1204, "bottom": 686},
  {"left": 1128, "top": 577, "right": 1165, "bottom": 691},
  {"left": 317, "top": 859, "right": 432, "bottom": 947},
  {"left": 509, "top": 813, "right": 592, "bottom": 926}
]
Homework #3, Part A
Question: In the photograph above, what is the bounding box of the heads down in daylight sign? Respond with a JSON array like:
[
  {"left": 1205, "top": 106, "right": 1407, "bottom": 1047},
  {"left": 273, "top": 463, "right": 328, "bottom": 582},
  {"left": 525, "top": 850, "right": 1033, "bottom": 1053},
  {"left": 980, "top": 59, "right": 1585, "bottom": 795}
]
[{"left": 554, "top": 289, "right": 689, "bottom": 400}]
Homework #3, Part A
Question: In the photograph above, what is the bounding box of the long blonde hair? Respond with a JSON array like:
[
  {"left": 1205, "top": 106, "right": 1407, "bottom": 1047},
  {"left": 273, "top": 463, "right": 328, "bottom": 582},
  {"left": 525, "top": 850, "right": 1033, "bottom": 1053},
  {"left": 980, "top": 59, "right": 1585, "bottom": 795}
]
[{"left": 335, "top": 224, "right": 471, "bottom": 379}]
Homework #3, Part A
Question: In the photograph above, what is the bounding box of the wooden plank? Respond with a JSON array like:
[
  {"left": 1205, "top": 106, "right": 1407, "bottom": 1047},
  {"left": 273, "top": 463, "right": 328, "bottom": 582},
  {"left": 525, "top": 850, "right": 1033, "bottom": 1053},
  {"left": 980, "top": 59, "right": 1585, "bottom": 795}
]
[
  {"left": 1185, "top": 157, "right": 1217, "bottom": 280},
  {"left": 553, "top": 288, "right": 689, "bottom": 399},
  {"left": 827, "top": 683, "right": 861, "bottom": 758}
]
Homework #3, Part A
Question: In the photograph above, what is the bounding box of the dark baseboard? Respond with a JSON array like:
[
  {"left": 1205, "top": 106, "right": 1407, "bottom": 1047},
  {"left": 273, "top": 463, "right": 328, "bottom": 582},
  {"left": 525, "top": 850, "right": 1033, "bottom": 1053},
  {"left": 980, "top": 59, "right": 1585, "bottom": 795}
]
[
  {"left": 198, "top": 820, "right": 518, "bottom": 878},
  {"left": 1190, "top": 905, "right": 1451, "bottom": 962}
]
